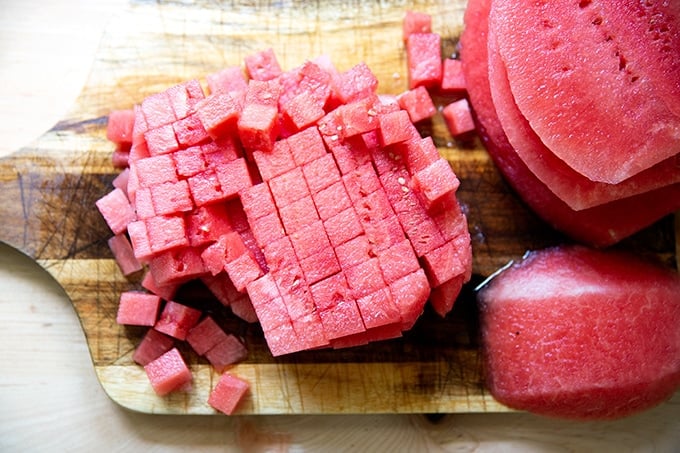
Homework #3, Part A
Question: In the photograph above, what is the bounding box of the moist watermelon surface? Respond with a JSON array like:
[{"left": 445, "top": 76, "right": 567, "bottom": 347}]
[
  {"left": 489, "top": 0, "right": 680, "bottom": 184},
  {"left": 477, "top": 245, "right": 680, "bottom": 420},
  {"left": 460, "top": 0, "right": 680, "bottom": 247}
]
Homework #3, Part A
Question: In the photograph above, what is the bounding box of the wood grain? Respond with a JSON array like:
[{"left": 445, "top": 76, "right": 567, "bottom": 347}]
[{"left": 0, "top": 0, "right": 676, "bottom": 416}]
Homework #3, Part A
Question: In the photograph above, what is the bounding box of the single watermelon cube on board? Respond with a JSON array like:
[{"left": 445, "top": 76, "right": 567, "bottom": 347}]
[
  {"left": 144, "top": 347, "right": 193, "bottom": 396},
  {"left": 95, "top": 188, "right": 137, "bottom": 235},
  {"left": 116, "top": 291, "right": 161, "bottom": 326},
  {"left": 440, "top": 59, "right": 467, "bottom": 93},
  {"left": 208, "top": 373, "right": 250, "bottom": 415},
  {"left": 442, "top": 98, "right": 476, "bottom": 137},
  {"left": 132, "top": 328, "right": 175, "bottom": 366},
  {"left": 154, "top": 300, "right": 202, "bottom": 340}
]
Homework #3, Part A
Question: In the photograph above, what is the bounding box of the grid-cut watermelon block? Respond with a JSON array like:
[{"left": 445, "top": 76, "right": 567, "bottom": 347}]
[
  {"left": 132, "top": 104, "right": 149, "bottom": 141},
  {"left": 288, "top": 220, "right": 330, "bottom": 260},
  {"left": 421, "top": 240, "right": 466, "bottom": 287},
  {"left": 412, "top": 159, "right": 461, "bottom": 211},
  {"left": 154, "top": 300, "right": 203, "bottom": 340},
  {"left": 166, "top": 79, "right": 205, "bottom": 120},
  {"left": 398, "top": 136, "right": 440, "bottom": 174},
  {"left": 323, "top": 207, "right": 364, "bottom": 247},
  {"left": 214, "top": 157, "right": 254, "bottom": 200},
  {"left": 133, "top": 328, "right": 175, "bottom": 366},
  {"left": 96, "top": 188, "right": 137, "bottom": 235},
  {"left": 238, "top": 102, "right": 279, "bottom": 153},
  {"left": 245, "top": 48, "right": 283, "bottom": 81},
  {"left": 312, "top": 181, "right": 351, "bottom": 220},
  {"left": 202, "top": 136, "right": 243, "bottom": 168},
  {"left": 205, "top": 334, "right": 248, "bottom": 372},
  {"left": 172, "top": 113, "right": 210, "bottom": 148},
  {"left": 186, "top": 316, "right": 230, "bottom": 355},
  {"left": 240, "top": 182, "right": 277, "bottom": 221},
  {"left": 282, "top": 89, "right": 326, "bottom": 131},
  {"left": 248, "top": 211, "right": 286, "bottom": 248},
  {"left": 107, "top": 109, "right": 135, "bottom": 144},
  {"left": 145, "top": 124, "right": 180, "bottom": 156},
  {"left": 126, "top": 220, "right": 153, "bottom": 262},
  {"left": 430, "top": 274, "right": 465, "bottom": 318},
  {"left": 355, "top": 287, "right": 401, "bottom": 329},
  {"left": 150, "top": 180, "right": 194, "bottom": 215},
  {"left": 344, "top": 257, "right": 386, "bottom": 298},
  {"left": 377, "top": 239, "right": 420, "bottom": 284},
  {"left": 116, "top": 291, "right": 162, "bottom": 326},
  {"left": 148, "top": 247, "right": 206, "bottom": 286},
  {"left": 287, "top": 126, "right": 327, "bottom": 166},
  {"left": 334, "top": 234, "right": 372, "bottom": 270},
  {"left": 141, "top": 91, "right": 176, "bottom": 129},
  {"left": 279, "top": 60, "right": 332, "bottom": 111},
  {"left": 144, "top": 347, "right": 192, "bottom": 396},
  {"left": 208, "top": 372, "right": 250, "bottom": 415},
  {"left": 225, "top": 249, "right": 265, "bottom": 292},
  {"left": 252, "top": 139, "right": 295, "bottom": 181},
  {"left": 173, "top": 146, "right": 206, "bottom": 178},
  {"left": 378, "top": 110, "right": 417, "bottom": 147},
  {"left": 342, "top": 162, "right": 381, "bottom": 202},
  {"left": 389, "top": 269, "right": 430, "bottom": 330},
  {"left": 301, "top": 153, "right": 339, "bottom": 194},
  {"left": 318, "top": 299, "right": 366, "bottom": 340},
  {"left": 196, "top": 92, "right": 241, "bottom": 140},
  {"left": 336, "top": 95, "right": 381, "bottom": 138},
  {"left": 187, "top": 170, "right": 225, "bottom": 206},
  {"left": 112, "top": 167, "right": 130, "bottom": 195},
  {"left": 108, "top": 234, "right": 143, "bottom": 276},
  {"left": 291, "top": 312, "right": 329, "bottom": 350},
  {"left": 249, "top": 291, "right": 289, "bottom": 331},
  {"left": 397, "top": 86, "right": 437, "bottom": 123},
  {"left": 442, "top": 98, "right": 476, "bottom": 137},
  {"left": 406, "top": 32, "right": 442, "bottom": 89},
  {"left": 262, "top": 321, "right": 304, "bottom": 356},
  {"left": 206, "top": 66, "right": 248, "bottom": 95},
  {"left": 333, "top": 62, "right": 379, "bottom": 104},
  {"left": 299, "top": 247, "right": 341, "bottom": 285},
  {"left": 440, "top": 58, "right": 467, "bottom": 93},
  {"left": 362, "top": 214, "right": 404, "bottom": 253},
  {"left": 354, "top": 188, "right": 394, "bottom": 224},
  {"left": 402, "top": 10, "right": 432, "bottom": 42},
  {"left": 185, "top": 203, "right": 234, "bottom": 248},
  {"left": 145, "top": 214, "right": 189, "bottom": 254},
  {"left": 135, "top": 154, "right": 178, "bottom": 187},
  {"left": 268, "top": 167, "right": 310, "bottom": 208}
]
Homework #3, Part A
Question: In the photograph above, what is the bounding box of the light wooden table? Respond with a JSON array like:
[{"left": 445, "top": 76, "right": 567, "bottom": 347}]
[{"left": 1, "top": 1, "right": 679, "bottom": 451}]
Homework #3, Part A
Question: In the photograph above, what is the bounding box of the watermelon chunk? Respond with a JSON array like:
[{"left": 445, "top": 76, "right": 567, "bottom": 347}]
[
  {"left": 144, "top": 347, "right": 193, "bottom": 396},
  {"left": 133, "top": 328, "right": 175, "bottom": 366},
  {"left": 208, "top": 373, "right": 250, "bottom": 415},
  {"left": 116, "top": 291, "right": 161, "bottom": 327},
  {"left": 478, "top": 245, "right": 680, "bottom": 420}
]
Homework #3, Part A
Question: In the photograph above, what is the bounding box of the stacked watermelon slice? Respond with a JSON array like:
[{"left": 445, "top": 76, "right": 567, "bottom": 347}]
[
  {"left": 98, "top": 49, "right": 472, "bottom": 358},
  {"left": 460, "top": 0, "right": 680, "bottom": 247}
]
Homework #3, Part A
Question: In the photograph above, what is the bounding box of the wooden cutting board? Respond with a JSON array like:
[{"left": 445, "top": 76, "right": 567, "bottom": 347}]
[{"left": 0, "top": 0, "right": 676, "bottom": 415}]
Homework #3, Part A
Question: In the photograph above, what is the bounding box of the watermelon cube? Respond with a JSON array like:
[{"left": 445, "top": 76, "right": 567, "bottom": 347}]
[
  {"left": 196, "top": 92, "right": 241, "bottom": 139},
  {"left": 107, "top": 109, "right": 135, "bottom": 144},
  {"left": 206, "top": 66, "right": 248, "bottom": 95},
  {"left": 406, "top": 32, "right": 442, "bottom": 89},
  {"left": 225, "top": 249, "right": 265, "bottom": 292},
  {"left": 240, "top": 182, "right": 277, "bottom": 220},
  {"left": 334, "top": 234, "right": 372, "bottom": 270},
  {"left": 185, "top": 203, "right": 234, "bottom": 247},
  {"left": 312, "top": 181, "right": 351, "bottom": 220},
  {"left": 397, "top": 86, "right": 437, "bottom": 123},
  {"left": 132, "top": 328, "right": 175, "bottom": 366},
  {"left": 323, "top": 207, "right": 364, "bottom": 247},
  {"left": 145, "top": 214, "right": 189, "bottom": 254},
  {"left": 342, "top": 162, "right": 381, "bottom": 202},
  {"left": 378, "top": 110, "right": 417, "bottom": 146},
  {"left": 214, "top": 157, "right": 254, "bottom": 199},
  {"left": 252, "top": 139, "right": 296, "bottom": 181},
  {"left": 402, "top": 10, "right": 432, "bottom": 42},
  {"left": 361, "top": 214, "right": 404, "bottom": 252},
  {"left": 430, "top": 275, "right": 465, "bottom": 318},
  {"left": 249, "top": 211, "right": 286, "bottom": 248},
  {"left": 289, "top": 220, "right": 330, "bottom": 260},
  {"left": 172, "top": 113, "right": 210, "bottom": 148},
  {"left": 150, "top": 180, "right": 194, "bottom": 215},
  {"left": 173, "top": 146, "right": 206, "bottom": 178},
  {"left": 144, "top": 124, "right": 180, "bottom": 156},
  {"left": 310, "top": 272, "right": 351, "bottom": 311},
  {"left": 268, "top": 167, "right": 310, "bottom": 208},
  {"left": 144, "top": 347, "right": 192, "bottom": 396},
  {"left": 187, "top": 170, "right": 226, "bottom": 206},
  {"left": 301, "top": 153, "right": 340, "bottom": 194},
  {"left": 389, "top": 269, "right": 430, "bottom": 330},
  {"left": 318, "top": 299, "right": 366, "bottom": 340},
  {"left": 134, "top": 154, "right": 178, "bottom": 187},
  {"left": 299, "top": 247, "right": 341, "bottom": 285},
  {"left": 344, "top": 257, "right": 386, "bottom": 298},
  {"left": 442, "top": 98, "right": 476, "bottom": 137},
  {"left": 399, "top": 136, "right": 440, "bottom": 174},
  {"left": 202, "top": 136, "right": 243, "bottom": 167},
  {"left": 148, "top": 247, "right": 207, "bottom": 286},
  {"left": 245, "top": 48, "right": 283, "bottom": 81},
  {"left": 278, "top": 195, "right": 319, "bottom": 233},
  {"left": 96, "top": 188, "right": 137, "bottom": 235},
  {"left": 292, "top": 312, "right": 329, "bottom": 350},
  {"left": 208, "top": 373, "right": 250, "bottom": 415},
  {"left": 230, "top": 295, "right": 258, "bottom": 323},
  {"left": 116, "top": 291, "right": 162, "bottom": 326},
  {"left": 141, "top": 271, "right": 179, "bottom": 302},
  {"left": 141, "top": 91, "right": 175, "bottom": 129},
  {"left": 287, "top": 126, "right": 327, "bottom": 166},
  {"left": 282, "top": 89, "right": 326, "bottom": 131},
  {"left": 107, "top": 234, "right": 143, "bottom": 276},
  {"left": 355, "top": 287, "right": 401, "bottom": 329},
  {"left": 237, "top": 103, "right": 279, "bottom": 153},
  {"left": 440, "top": 58, "right": 467, "bottom": 93},
  {"left": 166, "top": 79, "right": 205, "bottom": 120},
  {"left": 377, "top": 239, "right": 420, "bottom": 284},
  {"left": 333, "top": 62, "right": 379, "bottom": 104},
  {"left": 154, "top": 300, "right": 202, "bottom": 340},
  {"left": 204, "top": 335, "right": 248, "bottom": 372},
  {"left": 411, "top": 158, "right": 460, "bottom": 211},
  {"left": 126, "top": 220, "right": 153, "bottom": 262}
]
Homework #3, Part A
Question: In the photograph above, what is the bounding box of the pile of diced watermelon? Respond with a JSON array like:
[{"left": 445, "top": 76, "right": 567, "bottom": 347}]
[{"left": 97, "top": 11, "right": 472, "bottom": 413}]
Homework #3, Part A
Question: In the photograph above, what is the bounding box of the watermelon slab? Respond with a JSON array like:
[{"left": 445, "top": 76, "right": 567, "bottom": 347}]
[
  {"left": 99, "top": 50, "right": 472, "bottom": 358},
  {"left": 489, "top": 0, "right": 680, "bottom": 184},
  {"left": 460, "top": 0, "right": 680, "bottom": 247},
  {"left": 477, "top": 245, "right": 680, "bottom": 420},
  {"left": 486, "top": 25, "right": 680, "bottom": 211}
]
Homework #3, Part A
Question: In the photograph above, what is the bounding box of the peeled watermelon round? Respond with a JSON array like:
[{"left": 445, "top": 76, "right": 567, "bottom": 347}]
[
  {"left": 490, "top": 0, "right": 680, "bottom": 184},
  {"left": 477, "top": 245, "right": 680, "bottom": 420},
  {"left": 460, "top": 0, "right": 680, "bottom": 247}
]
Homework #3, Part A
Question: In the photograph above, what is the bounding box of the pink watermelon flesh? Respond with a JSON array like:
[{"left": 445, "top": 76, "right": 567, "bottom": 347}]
[
  {"left": 486, "top": 25, "right": 680, "bottom": 211},
  {"left": 477, "top": 245, "right": 680, "bottom": 420},
  {"left": 144, "top": 347, "right": 193, "bottom": 396},
  {"left": 489, "top": 0, "right": 680, "bottom": 184},
  {"left": 460, "top": 0, "right": 680, "bottom": 247},
  {"left": 208, "top": 373, "right": 249, "bottom": 415}
]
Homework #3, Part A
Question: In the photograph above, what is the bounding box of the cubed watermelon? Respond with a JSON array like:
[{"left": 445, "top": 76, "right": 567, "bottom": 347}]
[
  {"left": 208, "top": 373, "right": 250, "bottom": 415},
  {"left": 144, "top": 347, "right": 192, "bottom": 396}
]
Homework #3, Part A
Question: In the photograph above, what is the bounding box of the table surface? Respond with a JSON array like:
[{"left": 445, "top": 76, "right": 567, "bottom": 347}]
[{"left": 1, "top": 1, "right": 679, "bottom": 451}]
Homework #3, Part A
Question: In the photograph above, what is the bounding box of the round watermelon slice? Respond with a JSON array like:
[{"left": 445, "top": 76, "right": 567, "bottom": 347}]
[
  {"left": 486, "top": 24, "right": 680, "bottom": 211},
  {"left": 489, "top": 0, "right": 680, "bottom": 184},
  {"left": 460, "top": 0, "right": 680, "bottom": 247},
  {"left": 477, "top": 245, "right": 680, "bottom": 420}
]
